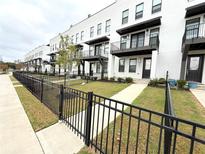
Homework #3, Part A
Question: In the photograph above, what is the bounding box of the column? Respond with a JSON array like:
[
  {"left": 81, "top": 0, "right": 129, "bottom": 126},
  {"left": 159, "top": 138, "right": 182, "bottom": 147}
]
[{"left": 150, "top": 50, "right": 158, "bottom": 79}]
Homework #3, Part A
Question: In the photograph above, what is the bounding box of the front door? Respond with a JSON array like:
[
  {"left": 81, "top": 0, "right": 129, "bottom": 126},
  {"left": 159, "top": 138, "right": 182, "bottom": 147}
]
[
  {"left": 142, "top": 58, "right": 151, "bottom": 78},
  {"left": 186, "top": 55, "right": 204, "bottom": 82}
]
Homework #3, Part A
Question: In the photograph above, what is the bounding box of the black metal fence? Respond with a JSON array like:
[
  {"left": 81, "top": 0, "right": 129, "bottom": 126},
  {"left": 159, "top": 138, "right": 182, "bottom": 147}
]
[{"left": 13, "top": 71, "right": 205, "bottom": 154}]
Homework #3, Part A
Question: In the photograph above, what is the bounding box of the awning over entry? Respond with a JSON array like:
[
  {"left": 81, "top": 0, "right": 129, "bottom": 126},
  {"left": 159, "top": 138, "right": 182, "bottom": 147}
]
[
  {"left": 185, "top": 2, "right": 205, "bottom": 18},
  {"left": 116, "top": 17, "right": 161, "bottom": 35},
  {"left": 84, "top": 36, "right": 110, "bottom": 45}
]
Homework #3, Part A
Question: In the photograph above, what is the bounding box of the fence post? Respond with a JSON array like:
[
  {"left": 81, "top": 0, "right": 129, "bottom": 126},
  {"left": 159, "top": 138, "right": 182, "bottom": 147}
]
[
  {"left": 164, "top": 71, "right": 172, "bottom": 154},
  {"left": 40, "top": 78, "right": 44, "bottom": 102},
  {"left": 85, "top": 92, "right": 93, "bottom": 146},
  {"left": 59, "top": 85, "right": 64, "bottom": 120}
]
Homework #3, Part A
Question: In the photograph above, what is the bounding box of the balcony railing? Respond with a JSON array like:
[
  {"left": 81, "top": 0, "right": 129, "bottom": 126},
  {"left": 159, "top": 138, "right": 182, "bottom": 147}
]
[
  {"left": 111, "top": 36, "right": 159, "bottom": 52},
  {"left": 183, "top": 23, "right": 205, "bottom": 43},
  {"left": 78, "top": 50, "right": 109, "bottom": 58}
]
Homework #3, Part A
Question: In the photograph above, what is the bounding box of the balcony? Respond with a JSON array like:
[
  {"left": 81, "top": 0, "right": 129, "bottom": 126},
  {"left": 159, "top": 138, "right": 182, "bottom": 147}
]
[
  {"left": 182, "top": 23, "right": 205, "bottom": 51},
  {"left": 111, "top": 36, "right": 159, "bottom": 57},
  {"left": 79, "top": 50, "right": 108, "bottom": 61}
]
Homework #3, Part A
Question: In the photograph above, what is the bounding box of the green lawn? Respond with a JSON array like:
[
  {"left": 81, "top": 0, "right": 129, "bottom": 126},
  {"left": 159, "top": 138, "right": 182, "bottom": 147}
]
[
  {"left": 69, "top": 80, "right": 130, "bottom": 98},
  {"left": 134, "top": 87, "right": 205, "bottom": 124},
  {"left": 10, "top": 76, "right": 58, "bottom": 131},
  {"left": 79, "top": 87, "right": 205, "bottom": 154}
]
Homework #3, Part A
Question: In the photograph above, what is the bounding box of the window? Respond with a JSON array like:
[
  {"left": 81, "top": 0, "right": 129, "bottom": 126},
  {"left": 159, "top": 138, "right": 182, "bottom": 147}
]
[
  {"left": 81, "top": 31, "right": 84, "bottom": 41},
  {"left": 120, "top": 35, "right": 128, "bottom": 50},
  {"left": 119, "top": 59, "right": 125, "bottom": 72},
  {"left": 71, "top": 35, "right": 74, "bottom": 44},
  {"left": 152, "top": 0, "right": 161, "bottom": 13},
  {"left": 150, "top": 28, "right": 159, "bottom": 46},
  {"left": 76, "top": 33, "right": 79, "bottom": 43},
  {"left": 89, "top": 46, "right": 94, "bottom": 56},
  {"left": 96, "top": 62, "right": 101, "bottom": 73},
  {"left": 131, "top": 32, "right": 145, "bottom": 48},
  {"left": 105, "top": 19, "right": 111, "bottom": 33},
  {"left": 104, "top": 43, "right": 109, "bottom": 54},
  {"left": 95, "top": 44, "right": 103, "bottom": 55},
  {"left": 186, "top": 18, "right": 200, "bottom": 39},
  {"left": 97, "top": 23, "right": 102, "bottom": 35},
  {"left": 104, "top": 62, "right": 108, "bottom": 73},
  {"left": 90, "top": 26, "right": 94, "bottom": 38},
  {"left": 129, "top": 59, "right": 137, "bottom": 73},
  {"left": 122, "top": 9, "right": 129, "bottom": 24},
  {"left": 136, "top": 3, "right": 144, "bottom": 19}
]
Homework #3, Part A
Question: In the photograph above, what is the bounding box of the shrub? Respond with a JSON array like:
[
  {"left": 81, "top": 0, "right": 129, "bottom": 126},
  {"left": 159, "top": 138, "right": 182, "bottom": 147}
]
[
  {"left": 125, "top": 77, "right": 133, "bottom": 83},
  {"left": 148, "top": 79, "right": 159, "bottom": 87},
  {"left": 110, "top": 77, "right": 115, "bottom": 81},
  {"left": 117, "top": 77, "right": 123, "bottom": 83},
  {"left": 177, "top": 80, "right": 187, "bottom": 89},
  {"left": 103, "top": 77, "right": 108, "bottom": 81},
  {"left": 158, "top": 78, "right": 166, "bottom": 84},
  {"left": 93, "top": 77, "right": 97, "bottom": 81}
]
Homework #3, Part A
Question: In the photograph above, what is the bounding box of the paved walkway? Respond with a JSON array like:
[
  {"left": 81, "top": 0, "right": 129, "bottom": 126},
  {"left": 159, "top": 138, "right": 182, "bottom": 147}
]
[
  {"left": 190, "top": 89, "right": 205, "bottom": 108},
  {"left": 36, "top": 83, "right": 147, "bottom": 154},
  {"left": 0, "top": 75, "right": 43, "bottom": 154}
]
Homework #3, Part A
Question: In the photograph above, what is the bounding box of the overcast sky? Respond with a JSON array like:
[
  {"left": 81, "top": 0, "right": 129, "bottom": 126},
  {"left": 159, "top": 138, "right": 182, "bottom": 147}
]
[{"left": 0, "top": 0, "right": 115, "bottom": 62}]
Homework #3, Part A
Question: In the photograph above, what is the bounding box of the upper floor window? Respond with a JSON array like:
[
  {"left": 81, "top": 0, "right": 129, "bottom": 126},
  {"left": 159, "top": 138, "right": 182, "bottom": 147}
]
[
  {"left": 136, "top": 3, "right": 144, "bottom": 19},
  {"left": 105, "top": 19, "right": 111, "bottom": 33},
  {"left": 104, "top": 42, "right": 109, "bottom": 54},
  {"left": 185, "top": 18, "right": 200, "bottom": 39},
  {"left": 152, "top": 0, "right": 161, "bottom": 14},
  {"left": 90, "top": 26, "right": 94, "bottom": 38},
  {"left": 122, "top": 9, "right": 129, "bottom": 24},
  {"left": 131, "top": 32, "right": 145, "bottom": 48},
  {"left": 95, "top": 44, "right": 103, "bottom": 55},
  {"left": 76, "top": 33, "right": 79, "bottom": 43},
  {"left": 97, "top": 23, "right": 102, "bottom": 35},
  {"left": 71, "top": 35, "right": 74, "bottom": 44},
  {"left": 81, "top": 31, "right": 84, "bottom": 41},
  {"left": 120, "top": 35, "right": 128, "bottom": 50},
  {"left": 150, "top": 28, "right": 159, "bottom": 46}
]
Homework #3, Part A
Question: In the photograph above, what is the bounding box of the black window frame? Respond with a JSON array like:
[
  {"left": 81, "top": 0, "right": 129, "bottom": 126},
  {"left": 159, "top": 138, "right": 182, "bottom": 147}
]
[
  {"left": 96, "top": 62, "right": 101, "bottom": 73},
  {"left": 97, "top": 23, "right": 102, "bottom": 35},
  {"left": 122, "top": 9, "right": 129, "bottom": 24},
  {"left": 119, "top": 59, "right": 125, "bottom": 72},
  {"left": 90, "top": 26, "right": 94, "bottom": 38},
  {"left": 105, "top": 19, "right": 111, "bottom": 33},
  {"left": 152, "top": 0, "right": 162, "bottom": 14},
  {"left": 130, "top": 32, "right": 145, "bottom": 49},
  {"left": 76, "top": 33, "right": 79, "bottom": 43},
  {"left": 120, "top": 35, "right": 128, "bottom": 50},
  {"left": 129, "top": 59, "right": 137, "bottom": 73},
  {"left": 81, "top": 31, "right": 84, "bottom": 41},
  {"left": 149, "top": 28, "right": 159, "bottom": 46},
  {"left": 185, "top": 18, "right": 200, "bottom": 39},
  {"left": 135, "top": 3, "right": 144, "bottom": 19}
]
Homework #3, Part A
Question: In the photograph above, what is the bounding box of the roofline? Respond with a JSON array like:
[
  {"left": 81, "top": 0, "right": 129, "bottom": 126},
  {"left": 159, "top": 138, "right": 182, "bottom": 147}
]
[{"left": 50, "top": 1, "right": 117, "bottom": 40}]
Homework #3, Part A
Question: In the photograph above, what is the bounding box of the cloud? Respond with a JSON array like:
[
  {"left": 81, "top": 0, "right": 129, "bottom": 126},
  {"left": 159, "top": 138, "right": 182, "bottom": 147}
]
[{"left": 0, "top": 0, "right": 115, "bottom": 62}]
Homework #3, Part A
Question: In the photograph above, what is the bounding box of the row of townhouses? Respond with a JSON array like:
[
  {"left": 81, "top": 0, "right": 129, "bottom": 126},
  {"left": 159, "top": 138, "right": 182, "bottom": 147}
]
[{"left": 24, "top": 0, "right": 205, "bottom": 84}]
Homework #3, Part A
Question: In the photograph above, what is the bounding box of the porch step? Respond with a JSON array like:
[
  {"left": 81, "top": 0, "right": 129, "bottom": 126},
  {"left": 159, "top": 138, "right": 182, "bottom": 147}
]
[
  {"left": 134, "top": 79, "right": 150, "bottom": 84},
  {"left": 196, "top": 84, "right": 205, "bottom": 90}
]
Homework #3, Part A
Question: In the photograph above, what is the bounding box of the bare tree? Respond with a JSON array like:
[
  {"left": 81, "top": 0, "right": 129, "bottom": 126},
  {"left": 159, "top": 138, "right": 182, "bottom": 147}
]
[{"left": 56, "top": 35, "right": 81, "bottom": 86}]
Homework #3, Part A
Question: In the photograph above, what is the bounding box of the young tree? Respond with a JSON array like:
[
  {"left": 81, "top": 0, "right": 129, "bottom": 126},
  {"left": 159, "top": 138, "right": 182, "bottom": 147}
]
[{"left": 56, "top": 35, "right": 81, "bottom": 86}]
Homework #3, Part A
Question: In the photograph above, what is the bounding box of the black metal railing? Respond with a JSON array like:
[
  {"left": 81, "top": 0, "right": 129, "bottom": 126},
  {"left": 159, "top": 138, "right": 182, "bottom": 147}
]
[
  {"left": 111, "top": 35, "right": 159, "bottom": 52},
  {"left": 13, "top": 71, "right": 205, "bottom": 154},
  {"left": 183, "top": 23, "right": 205, "bottom": 43}
]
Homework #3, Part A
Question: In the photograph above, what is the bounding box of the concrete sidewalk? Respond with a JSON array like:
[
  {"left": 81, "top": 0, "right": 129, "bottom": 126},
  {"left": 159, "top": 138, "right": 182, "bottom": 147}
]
[
  {"left": 190, "top": 89, "right": 205, "bottom": 108},
  {"left": 36, "top": 83, "right": 147, "bottom": 154},
  {"left": 0, "top": 75, "right": 43, "bottom": 154}
]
